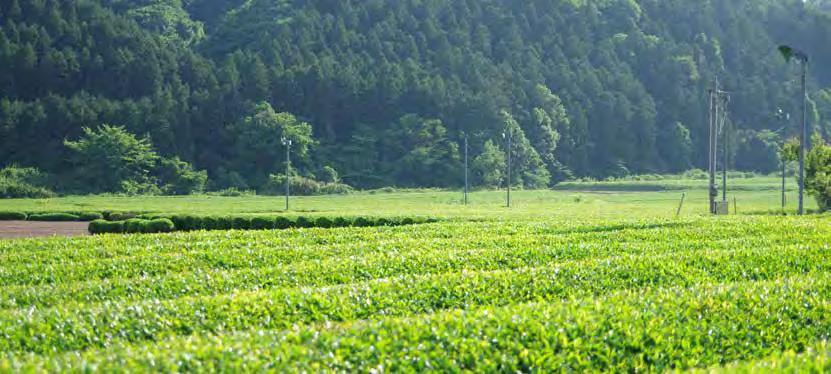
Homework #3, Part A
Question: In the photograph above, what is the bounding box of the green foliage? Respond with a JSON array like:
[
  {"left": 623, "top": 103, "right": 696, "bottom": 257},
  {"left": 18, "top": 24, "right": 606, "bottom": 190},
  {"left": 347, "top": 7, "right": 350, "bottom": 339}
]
[
  {"left": 27, "top": 213, "right": 80, "bottom": 222},
  {"left": 805, "top": 134, "right": 831, "bottom": 211},
  {"left": 156, "top": 157, "right": 208, "bottom": 195},
  {"left": 4, "top": 0, "right": 831, "bottom": 189},
  {"left": 77, "top": 212, "right": 105, "bottom": 221},
  {"left": 228, "top": 102, "right": 315, "bottom": 188},
  {"left": 0, "top": 212, "right": 27, "bottom": 220},
  {"left": 88, "top": 219, "right": 125, "bottom": 234},
  {"left": 264, "top": 174, "right": 353, "bottom": 196},
  {"left": 94, "top": 218, "right": 174, "bottom": 234},
  {"left": 2, "top": 216, "right": 831, "bottom": 371},
  {"left": 0, "top": 166, "right": 54, "bottom": 198},
  {"left": 64, "top": 125, "right": 159, "bottom": 194},
  {"left": 472, "top": 140, "right": 506, "bottom": 188}
]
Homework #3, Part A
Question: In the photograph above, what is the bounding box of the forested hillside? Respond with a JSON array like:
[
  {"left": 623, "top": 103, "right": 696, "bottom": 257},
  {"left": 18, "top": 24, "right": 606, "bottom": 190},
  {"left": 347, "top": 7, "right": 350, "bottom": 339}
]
[{"left": 2, "top": 0, "right": 831, "bottom": 193}]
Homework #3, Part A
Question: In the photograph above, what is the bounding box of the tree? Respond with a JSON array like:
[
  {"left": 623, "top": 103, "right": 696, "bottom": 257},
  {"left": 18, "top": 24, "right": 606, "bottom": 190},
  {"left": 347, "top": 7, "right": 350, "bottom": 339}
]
[
  {"left": 472, "top": 140, "right": 505, "bottom": 188},
  {"left": 384, "top": 114, "right": 462, "bottom": 187},
  {"left": 156, "top": 156, "right": 208, "bottom": 195},
  {"left": 227, "top": 102, "right": 314, "bottom": 188},
  {"left": 501, "top": 110, "right": 550, "bottom": 188},
  {"left": 64, "top": 125, "right": 159, "bottom": 193},
  {"left": 805, "top": 133, "right": 831, "bottom": 211}
]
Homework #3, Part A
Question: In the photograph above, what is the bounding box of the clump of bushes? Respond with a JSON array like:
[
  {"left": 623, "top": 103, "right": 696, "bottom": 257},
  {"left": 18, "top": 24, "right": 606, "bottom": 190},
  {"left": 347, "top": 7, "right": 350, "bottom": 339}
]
[
  {"left": 263, "top": 174, "right": 353, "bottom": 196},
  {"left": 28, "top": 213, "right": 80, "bottom": 221},
  {"left": 89, "top": 214, "right": 437, "bottom": 235},
  {"left": 90, "top": 218, "right": 174, "bottom": 234},
  {"left": 0, "top": 212, "right": 27, "bottom": 220},
  {"left": 0, "top": 165, "right": 55, "bottom": 198}
]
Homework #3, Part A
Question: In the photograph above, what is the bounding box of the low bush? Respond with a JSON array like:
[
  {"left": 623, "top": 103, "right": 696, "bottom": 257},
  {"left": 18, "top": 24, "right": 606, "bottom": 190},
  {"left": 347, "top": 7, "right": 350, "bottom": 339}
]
[
  {"left": 274, "top": 216, "right": 294, "bottom": 229},
  {"left": 232, "top": 217, "right": 252, "bottom": 230},
  {"left": 107, "top": 212, "right": 138, "bottom": 221},
  {"left": 88, "top": 219, "right": 124, "bottom": 234},
  {"left": 294, "top": 216, "right": 313, "bottom": 228},
  {"left": 90, "top": 218, "right": 173, "bottom": 234},
  {"left": 0, "top": 211, "right": 27, "bottom": 220},
  {"left": 146, "top": 218, "right": 175, "bottom": 233},
  {"left": 251, "top": 216, "right": 276, "bottom": 230},
  {"left": 124, "top": 219, "right": 146, "bottom": 233},
  {"left": 314, "top": 216, "right": 334, "bottom": 228},
  {"left": 28, "top": 213, "right": 80, "bottom": 221},
  {"left": 333, "top": 216, "right": 353, "bottom": 227},
  {"left": 77, "top": 212, "right": 104, "bottom": 221},
  {"left": 89, "top": 213, "right": 435, "bottom": 235}
]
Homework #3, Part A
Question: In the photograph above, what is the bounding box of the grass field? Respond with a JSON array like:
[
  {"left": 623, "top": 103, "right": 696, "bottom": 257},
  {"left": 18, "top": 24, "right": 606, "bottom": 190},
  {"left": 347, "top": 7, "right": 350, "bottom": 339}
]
[
  {"left": 1, "top": 177, "right": 830, "bottom": 371},
  {"left": 0, "top": 176, "right": 815, "bottom": 219}
]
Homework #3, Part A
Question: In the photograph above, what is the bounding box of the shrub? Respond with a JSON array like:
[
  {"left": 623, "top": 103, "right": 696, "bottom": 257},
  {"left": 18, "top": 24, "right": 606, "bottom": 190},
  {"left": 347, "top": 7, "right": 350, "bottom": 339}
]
[
  {"left": 156, "top": 157, "right": 208, "bottom": 195},
  {"left": 263, "top": 174, "right": 354, "bottom": 196},
  {"left": 295, "top": 216, "right": 313, "bottom": 228},
  {"left": 0, "top": 166, "right": 55, "bottom": 198},
  {"left": 353, "top": 217, "right": 373, "bottom": 227},
  {"left": 318, "top": 183, "right": 354, "bottom": 195},
  {"left": 0, "top": 211, "right": 27, "bottom": 220},
  {"left": 216, "top": 216, "right": 235, "bottom": 230},
  {"left": 146, "top": 218, "right": 175, "bottom": 233},
  {"left": 400, "top": 217, "right": 415, "bottom": 225},
  {"left": 201, "top": 216, "right": 219, "bottom": 230},
  {"left": 314, "top": 216, "right": 334, "bottom": 228},
  {"left": 274, "top": 216, "right": 293, "bottom": 229},
  {"left": 28, "top": 213, "right": 80, "bottom": 221},
  {"left": 232, "top": 217, "right": 252, "bottom": 230},
  {"left": 124, "top": 219, "right": 145, "bottom": 233},
  {"left": 333, "top": 216, "right": 353, "bottom": 228},
  {"left": 88, "top": 219, "right": 124, "bottom": 234},
  {"left": 805, "top": 135, "right": 831, "bottom": 211},
  {"left": 107, "top": 212, "right": 137, "bottom": 221},
  {"left": 77, "top": 212, "right": 105, "bottom": 221},
  {"left": 251, "top": 216, "right": 276, "bottom": 230}
]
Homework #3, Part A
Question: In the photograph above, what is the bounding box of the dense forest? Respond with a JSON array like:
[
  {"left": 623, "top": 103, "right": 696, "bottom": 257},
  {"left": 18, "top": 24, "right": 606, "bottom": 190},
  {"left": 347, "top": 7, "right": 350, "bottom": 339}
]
[{"left": 2, "top": 0, "right": 831, "bottom": 194}]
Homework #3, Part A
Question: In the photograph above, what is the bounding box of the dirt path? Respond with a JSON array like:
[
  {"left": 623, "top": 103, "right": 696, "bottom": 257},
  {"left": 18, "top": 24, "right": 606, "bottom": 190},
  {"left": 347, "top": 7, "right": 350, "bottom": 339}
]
[{"left": 0, "top": 221, "right": 89, "bottom": 239}]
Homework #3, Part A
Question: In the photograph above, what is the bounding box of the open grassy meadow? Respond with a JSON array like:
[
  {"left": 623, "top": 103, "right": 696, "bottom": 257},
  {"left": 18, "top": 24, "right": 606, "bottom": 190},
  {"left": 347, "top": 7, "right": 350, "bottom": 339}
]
[{"left": 1, "top": 177, "right": 830, "bottom": 371}]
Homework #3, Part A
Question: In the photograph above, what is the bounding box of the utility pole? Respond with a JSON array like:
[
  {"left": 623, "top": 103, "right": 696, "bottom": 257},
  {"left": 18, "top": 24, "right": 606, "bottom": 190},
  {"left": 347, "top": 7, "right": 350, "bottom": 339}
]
[
  {"left": 708, "top": 78, "right": 718, "bottom": 215},
  {"left": 281, "top": 137, "right": 292, "bottom": 211},
  {"left": 778, "top": 45, "right": 809, "bottom": 215},
  {"left": 799, "top": 57, "right": 807, "bottom": 215},
  {"left": 708, "top": 77, "right": 729, "bottom": 214},
  {"left": 464, "top": 134, "right": 469, "bottom": 205},
  {"left": 721, "top": 96, "right": 728, "bottom": 204},
  {"left": 503, "top": 131, "right": 513, "bottom": 208}
]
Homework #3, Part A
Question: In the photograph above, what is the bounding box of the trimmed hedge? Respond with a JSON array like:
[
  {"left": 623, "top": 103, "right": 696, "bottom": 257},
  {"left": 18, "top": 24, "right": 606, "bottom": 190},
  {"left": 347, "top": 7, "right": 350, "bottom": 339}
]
[
  {"left": 88, "top": 220, "right": 124, "bottom": 234},
  {"left": 27, "top": 213, "right": 80, "bottom": 222},
  {"left": 0, "top": 211, "right": 27, "bottom": 220},
  {"left": 77, "top": 212, "right": 104, "bottom": 221},
  {"left": 88, "top": 214, "right": 436, "bottom": 235},
  {"left": 91, "top": 218, "right": 175, "bottom": 235}
]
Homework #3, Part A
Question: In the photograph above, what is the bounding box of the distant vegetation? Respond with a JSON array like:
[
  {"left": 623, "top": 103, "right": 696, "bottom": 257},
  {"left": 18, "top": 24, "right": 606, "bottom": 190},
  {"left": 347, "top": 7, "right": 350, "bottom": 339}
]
[{"left": 2, "top": 0, "right": 831, "bottom": 199}]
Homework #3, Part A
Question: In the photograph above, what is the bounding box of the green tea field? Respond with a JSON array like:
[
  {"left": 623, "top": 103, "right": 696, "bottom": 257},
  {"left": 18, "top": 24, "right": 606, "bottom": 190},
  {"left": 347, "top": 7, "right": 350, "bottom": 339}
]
[{"left": 1, "top": 177, "right": 829, "bottom": 371}]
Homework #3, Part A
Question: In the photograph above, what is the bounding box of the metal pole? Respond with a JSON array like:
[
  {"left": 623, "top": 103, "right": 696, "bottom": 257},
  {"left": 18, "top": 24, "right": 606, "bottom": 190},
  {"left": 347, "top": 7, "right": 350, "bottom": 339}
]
[
  {"left": 799, "top": 61, "right": 807, "bottom": 215},
  {"left": 464, "top": 135, "right": 468, "bottom": 205},
  {"left": 722, "top": 106, "right": 728, "bottom": 203},
  {"left": 285, "top": 140, "right": 291, "bottom": 211},
  {"left": 708, "top": 80, "right": 717, "bottom": 214},
  {"left": 507, "top": 132, "right": 512, "bottom": 208}
]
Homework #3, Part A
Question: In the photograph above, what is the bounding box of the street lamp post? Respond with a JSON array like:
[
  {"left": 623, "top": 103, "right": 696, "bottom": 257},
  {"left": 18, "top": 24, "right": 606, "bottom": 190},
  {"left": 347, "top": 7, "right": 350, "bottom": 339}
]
[
  {"left": 502, "top": 131, "right": 513, "bottom": 208},
  {"left": 779, "top": 45, "right": 809, "bottom": 215},
  {"left": 281, "top": 137, "right": 292, "bottom": 211},
  {"left": 463, "top": 135, "right": 469, "bottom": 206}
]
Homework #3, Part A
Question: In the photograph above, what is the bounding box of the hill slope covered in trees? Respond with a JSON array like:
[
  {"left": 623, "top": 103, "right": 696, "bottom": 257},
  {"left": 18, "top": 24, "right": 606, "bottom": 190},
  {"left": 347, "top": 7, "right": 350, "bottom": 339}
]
[{"left": 2, "top": 0, "right": 831, "bottom": 192}]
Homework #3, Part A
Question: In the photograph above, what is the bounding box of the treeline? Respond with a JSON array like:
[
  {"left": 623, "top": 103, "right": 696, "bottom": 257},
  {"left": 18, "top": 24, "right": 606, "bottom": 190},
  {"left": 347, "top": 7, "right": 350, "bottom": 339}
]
[{"left": 2, "top": 0, "right": 831, "bottom": 194}]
